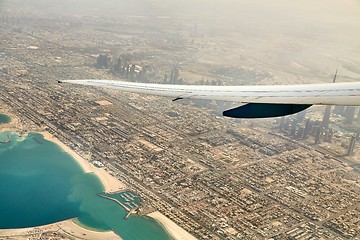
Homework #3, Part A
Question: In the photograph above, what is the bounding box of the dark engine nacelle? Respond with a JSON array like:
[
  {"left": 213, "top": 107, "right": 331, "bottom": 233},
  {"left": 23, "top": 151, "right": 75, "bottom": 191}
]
[{"left": 223, "top": 103, "right": 312, "bottom": 118}]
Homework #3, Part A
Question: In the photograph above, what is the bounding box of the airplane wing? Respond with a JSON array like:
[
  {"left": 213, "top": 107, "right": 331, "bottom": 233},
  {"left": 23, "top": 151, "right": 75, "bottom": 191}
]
[{"left": 59, "top": 79, "right": 360, "bottom": 118}]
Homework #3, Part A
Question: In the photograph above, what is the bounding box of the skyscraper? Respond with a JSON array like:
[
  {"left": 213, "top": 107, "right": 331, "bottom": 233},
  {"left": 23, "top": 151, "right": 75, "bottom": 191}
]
[
  {"left": 321, "top": 106, "right": 332, "bottom": 128},
  {"left": 347, "top": 135, "right": 356, "bottom": 156},
  {"left": 302, "top": 119, "right": 312, "bottom": 139}
]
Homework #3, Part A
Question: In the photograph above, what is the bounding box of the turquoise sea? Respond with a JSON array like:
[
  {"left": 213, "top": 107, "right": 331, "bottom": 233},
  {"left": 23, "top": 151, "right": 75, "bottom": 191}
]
[
  {"left": 0, "top": 114, "right": 11, "bottom": 124},
  {"left": 0, "top": 131, "right": 173, "bottom": 240}
]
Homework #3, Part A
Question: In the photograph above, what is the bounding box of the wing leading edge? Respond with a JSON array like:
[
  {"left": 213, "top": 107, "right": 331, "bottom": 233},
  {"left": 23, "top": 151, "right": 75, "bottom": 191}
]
[{"left": 59, "top": 79, "right": 360, "bottom": 118}]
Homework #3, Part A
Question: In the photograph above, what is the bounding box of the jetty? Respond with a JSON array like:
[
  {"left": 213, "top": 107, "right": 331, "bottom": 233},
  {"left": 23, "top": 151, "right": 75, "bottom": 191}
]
[
  {"left": 124, "top": 208, "right": 139, "bottom": 220},
  {"left": 98, "top": 194, "right": 139, "bottom": 220},
  {"left": 98, "top": 194, "right": 131, "bottom": 211}
]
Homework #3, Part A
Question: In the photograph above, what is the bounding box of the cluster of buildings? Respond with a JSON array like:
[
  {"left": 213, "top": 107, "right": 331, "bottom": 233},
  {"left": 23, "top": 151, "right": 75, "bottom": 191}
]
[{"left": 0, "top": 8, "right": 359, "bottom": 240}]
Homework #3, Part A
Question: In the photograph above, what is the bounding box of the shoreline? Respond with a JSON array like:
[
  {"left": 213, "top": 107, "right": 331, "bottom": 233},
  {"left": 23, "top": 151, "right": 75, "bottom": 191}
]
[
  {"left": 1, "top": 127, "right": 195, "bottom": 240},
  {"left": 0, "top": 219, "right": 122, "bottom": 240},
  {"left": 40, "top": 131, "right": 127, "bottom": 193},
  {"left": 41, "top": 131, "right": 197, "bottom": 240},
  {"left": 0, "top": 129, "right": 124, "bottom": 239},
  {"left": 148, "top": 211, "right": 197, "bottom": 240},
  {"left": 1, "top": 111, "right": 126, "bottom": 193}
]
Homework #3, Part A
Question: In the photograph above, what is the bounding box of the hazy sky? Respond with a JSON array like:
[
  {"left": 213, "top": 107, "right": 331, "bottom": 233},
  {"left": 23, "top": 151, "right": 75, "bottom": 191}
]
[
  {"left": 1, "top": 0, "right": 359, "bottom": 79},
  {"left": 151, "top": 0, "right": 360, "bottom": 16},
  {"left": 2, "top": 0, "right": 359, "bottom": 25},
  {"left": 151, "top": 0, "right": 360, "bottom": 27},
  {"left": 3, "top": 0, "right": 360, "bottom": 17},
  {"left": 3, "top": 0, "right": 358, "bottom": 35}
]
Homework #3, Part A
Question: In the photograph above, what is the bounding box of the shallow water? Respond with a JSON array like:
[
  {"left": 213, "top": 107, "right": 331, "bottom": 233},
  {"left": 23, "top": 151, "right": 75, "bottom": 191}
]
[{"left": 0, "top": 131, "right": 173, "bottom": 240}]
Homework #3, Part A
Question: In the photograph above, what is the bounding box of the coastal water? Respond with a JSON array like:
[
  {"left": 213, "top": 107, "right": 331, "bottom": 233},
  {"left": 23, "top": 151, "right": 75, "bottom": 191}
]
[
  {"left": 0, "top": 131, "right": 173, "bottom": 240},
  {"left": 0, "top": 114, "right": 11, "bottom": 124}
]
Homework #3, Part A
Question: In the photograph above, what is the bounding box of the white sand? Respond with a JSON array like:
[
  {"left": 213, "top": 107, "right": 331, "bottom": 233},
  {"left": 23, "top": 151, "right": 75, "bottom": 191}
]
[
  {"left": 0, "top": 219, "right": 122, "bottom": 240},
  {"left": 148, "top": 211, "right": 197, "bottom": 240}
]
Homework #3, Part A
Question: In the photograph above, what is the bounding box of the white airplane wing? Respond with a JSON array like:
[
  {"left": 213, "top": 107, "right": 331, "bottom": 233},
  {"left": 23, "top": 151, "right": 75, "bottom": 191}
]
[{"left": 59, "top": 79, "right": 360, "bottom": 118}]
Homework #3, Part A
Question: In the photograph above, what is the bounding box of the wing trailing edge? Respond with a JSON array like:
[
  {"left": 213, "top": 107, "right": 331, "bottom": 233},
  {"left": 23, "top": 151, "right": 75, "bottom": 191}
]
[{"left": 58, "top": 79, "right": 360, "bottom": 118}]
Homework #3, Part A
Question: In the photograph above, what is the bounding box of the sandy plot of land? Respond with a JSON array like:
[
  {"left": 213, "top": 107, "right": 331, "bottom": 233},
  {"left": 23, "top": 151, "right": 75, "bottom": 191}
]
[
  {"left": 96, "top": 100, "right": 113, "bottom": 106},
  {"left": 138, "top": 139, "right": 163, "bottom": 152}
]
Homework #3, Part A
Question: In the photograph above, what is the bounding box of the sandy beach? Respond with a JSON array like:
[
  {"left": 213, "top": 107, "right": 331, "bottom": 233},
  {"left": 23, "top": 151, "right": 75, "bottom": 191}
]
[
  {"left": 0, "top": 219, "right": 122, "bottom": 240},
  {"left": 1, "top": 111, "right": 126, "bottom": 193},
  {"left": 1, "top": 125, "right": 195, "bottom": 240},
  {"left": 40, "top": 131, "right": 127, "bottom": 193},
  {"left": 40, "top": 131, "right": 198, "bottom": 240},
  {"left": 0, "top": 130, "right": 125, "bottom": 239},
  {"left": 148, "top": 211, "right": 198, "bottom": 240}
]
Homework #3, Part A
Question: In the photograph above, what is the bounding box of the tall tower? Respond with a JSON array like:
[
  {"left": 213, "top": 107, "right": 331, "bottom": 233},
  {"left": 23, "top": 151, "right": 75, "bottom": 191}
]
[
  {"left": 347, "top": 135, "right": 356, "bottom": 156},
  {"left": 302, "top": 119, "right": 312, "bottom": 139},
  {"left": 170, "top": 69, "right": 175, "bottom": 84},
  {"left": 170, "top": 66, "right": 180, "bottom": 84},
  {"left": 322, "top": 106, "right": 332, "bottom": 129}
]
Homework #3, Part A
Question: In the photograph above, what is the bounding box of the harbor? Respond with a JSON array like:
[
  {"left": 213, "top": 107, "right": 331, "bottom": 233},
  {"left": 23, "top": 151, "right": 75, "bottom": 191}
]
[{"left": 98, "top": 191, "right": 141, "bottom": 220}]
